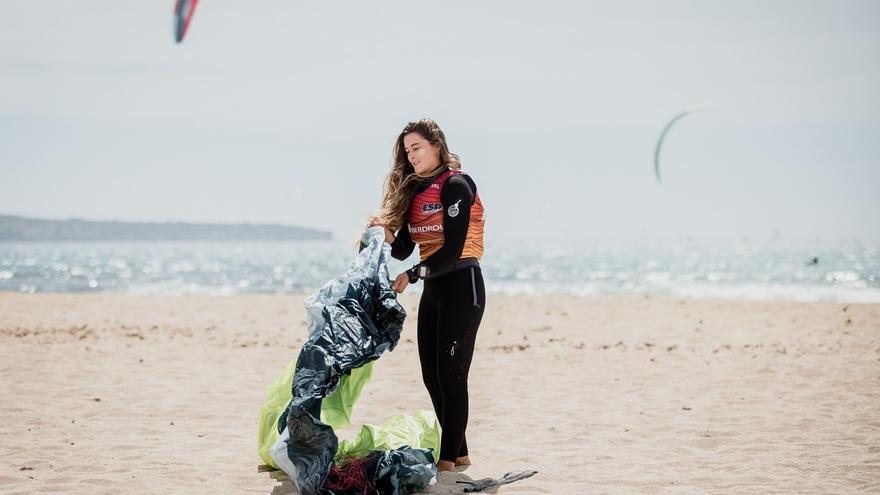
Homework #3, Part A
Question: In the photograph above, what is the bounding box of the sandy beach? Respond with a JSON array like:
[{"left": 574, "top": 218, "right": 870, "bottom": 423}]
[{"left": 0, "top": 292, "right": 878, "bottom": 494}]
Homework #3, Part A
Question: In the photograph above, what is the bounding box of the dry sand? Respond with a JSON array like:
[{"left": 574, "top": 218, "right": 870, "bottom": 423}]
[{"left": 0, "top": 293, "right": 878, "bottom": 494}]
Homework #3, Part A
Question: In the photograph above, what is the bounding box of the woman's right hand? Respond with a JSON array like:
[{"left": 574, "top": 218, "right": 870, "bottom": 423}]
[
  {"left": 391, "top": 272, "right": 410, "bottom": 293},
  {"left": 367, "top": 216, "right": 395, "bottom": 244}
]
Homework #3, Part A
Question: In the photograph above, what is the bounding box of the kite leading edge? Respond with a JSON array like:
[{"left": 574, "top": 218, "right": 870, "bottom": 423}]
[
  {"left": 653, "top": 109, "right": 716, "bottom": 183},
  {"left": 174, "top": 0, "right": 199, "bottom": 43}
]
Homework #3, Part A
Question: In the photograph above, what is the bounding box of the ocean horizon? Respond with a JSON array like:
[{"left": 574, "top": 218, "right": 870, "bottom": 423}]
[{"left": 0, "top": 238, "right": 877, "bottom": 303}]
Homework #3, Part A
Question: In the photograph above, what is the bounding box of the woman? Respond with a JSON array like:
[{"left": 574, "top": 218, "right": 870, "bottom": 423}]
[{"left": 368, "top": 118, "right": 486, "bottom": 472}]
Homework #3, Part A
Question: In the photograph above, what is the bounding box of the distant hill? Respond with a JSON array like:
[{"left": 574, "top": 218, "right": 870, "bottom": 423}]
[{"left": 0, "top": 215, "right": 332, "bottom": 241}]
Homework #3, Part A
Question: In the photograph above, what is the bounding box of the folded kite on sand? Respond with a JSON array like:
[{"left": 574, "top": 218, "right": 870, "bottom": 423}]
[{"left": 258, "top": 227, "right": 439, "bottom": 495}]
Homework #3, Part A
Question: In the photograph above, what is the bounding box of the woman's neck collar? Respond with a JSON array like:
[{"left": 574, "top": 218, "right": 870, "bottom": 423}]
[{"left": 414, "top": 165, "right": 448, "bottom": 179}]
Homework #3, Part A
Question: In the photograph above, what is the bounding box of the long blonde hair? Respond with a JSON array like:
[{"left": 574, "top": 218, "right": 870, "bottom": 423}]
[{"left": 377, "top": 119, "right": 461, "bottom": 230}]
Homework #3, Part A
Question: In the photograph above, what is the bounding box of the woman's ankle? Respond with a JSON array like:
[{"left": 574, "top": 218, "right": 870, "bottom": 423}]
[{"left": 436, "top": 459, "right": 456, "bottom": 471}]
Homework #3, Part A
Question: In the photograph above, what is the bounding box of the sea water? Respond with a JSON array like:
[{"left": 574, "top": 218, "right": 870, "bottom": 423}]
[{"left": 0, "top": 239, "right": 877, "bottom": 302}]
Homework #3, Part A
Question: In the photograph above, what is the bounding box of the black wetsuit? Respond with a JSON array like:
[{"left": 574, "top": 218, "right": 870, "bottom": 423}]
[{"left": 390, "top": 174, "right": 486, "bottom": 463}]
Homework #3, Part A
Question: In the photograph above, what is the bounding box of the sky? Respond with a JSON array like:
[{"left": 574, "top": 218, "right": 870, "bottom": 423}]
[{"left": 1, "top": 0, "right": 878, "bottom": 244}]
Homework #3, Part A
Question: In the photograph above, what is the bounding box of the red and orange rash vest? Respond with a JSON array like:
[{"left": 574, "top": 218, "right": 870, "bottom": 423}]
[{"left": 407, "top": 169, "right": 484, "bottom": 261}]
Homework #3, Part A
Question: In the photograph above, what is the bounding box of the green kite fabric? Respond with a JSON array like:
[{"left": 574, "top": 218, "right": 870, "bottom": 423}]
[
  {"left": 257, "top": 359, "right": 439, "bottom": 468},
  {"left": 258, "top": 359, "right": 374, "bottom": 467},
  {"left": 337, "top": 409, "right": 440, "bottom": 461}
]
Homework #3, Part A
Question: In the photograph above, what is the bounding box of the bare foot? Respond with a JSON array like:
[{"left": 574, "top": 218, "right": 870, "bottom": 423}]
[
  {"left": 436, "top": 460, "right": 456, "bottom": 472},
  {"left": 455, "top": 455, "right": 471, "bottom": 466}
]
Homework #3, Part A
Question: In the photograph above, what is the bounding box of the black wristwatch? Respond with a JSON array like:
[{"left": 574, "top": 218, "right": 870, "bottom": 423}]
[{"left": 407, "top": 264, "right": 430, "bottom": 284}]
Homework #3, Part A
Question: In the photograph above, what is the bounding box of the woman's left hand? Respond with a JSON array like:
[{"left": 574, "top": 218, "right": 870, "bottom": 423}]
[
  {"left": 367, "top": 216, "right": 396, "bottom": 244},
  {"left": 392, "top": 272, "right": 409, "bottom": 293}
]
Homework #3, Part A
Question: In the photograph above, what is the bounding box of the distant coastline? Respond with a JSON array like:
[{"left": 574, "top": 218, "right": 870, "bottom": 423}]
[{"left": 0, "top": 214, "right": 332, "bottom": 241}]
